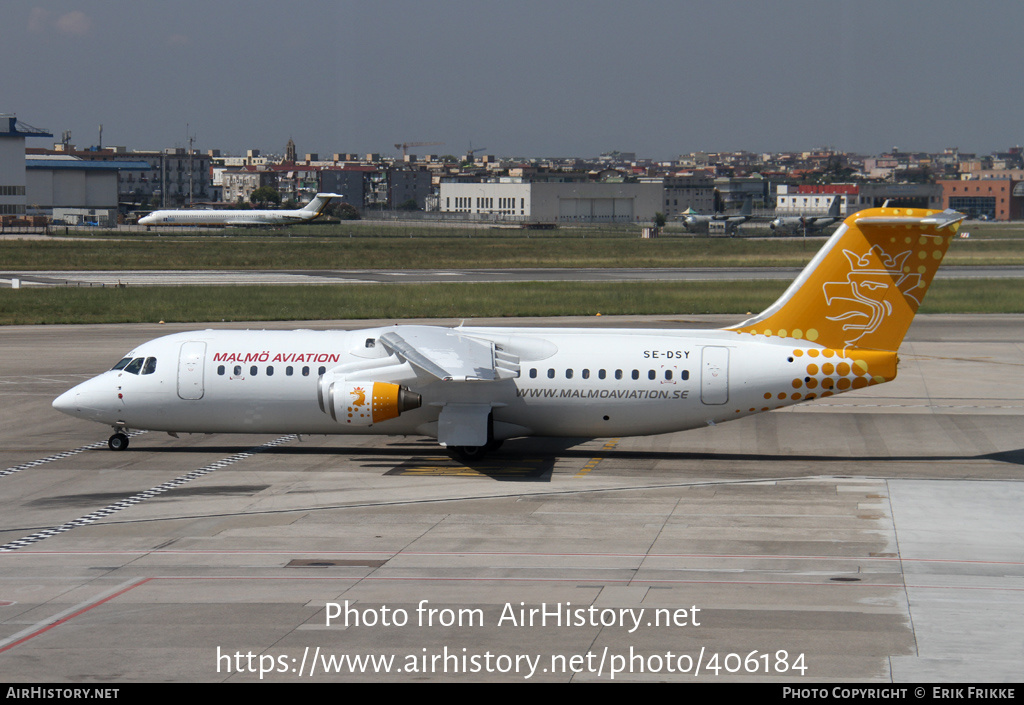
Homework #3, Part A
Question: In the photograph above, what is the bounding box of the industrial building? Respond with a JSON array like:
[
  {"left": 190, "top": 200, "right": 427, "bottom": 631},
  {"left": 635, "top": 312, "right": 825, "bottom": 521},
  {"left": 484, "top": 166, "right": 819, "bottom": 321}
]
[
  {"left": 939, "top": 177, "right": 1024, "bottom": 220},
  {"left": 438, "top": 178, "right": 664, "bottom": 223},
  {"left": 0, "top": 114, "right": 51, "bottom": 217},
  {"left": 776, "top": 183, "right": 944, "bottom": 217}
]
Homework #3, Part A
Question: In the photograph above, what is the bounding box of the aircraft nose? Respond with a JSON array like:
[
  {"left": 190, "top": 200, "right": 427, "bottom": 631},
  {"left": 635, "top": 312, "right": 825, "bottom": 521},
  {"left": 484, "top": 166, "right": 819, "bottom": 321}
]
[
  {"left": 53, "top": 376, "right": 121, "bottom": 422},
  {"left": 52, "top": 388, "right": 77, "bottom": 414}
]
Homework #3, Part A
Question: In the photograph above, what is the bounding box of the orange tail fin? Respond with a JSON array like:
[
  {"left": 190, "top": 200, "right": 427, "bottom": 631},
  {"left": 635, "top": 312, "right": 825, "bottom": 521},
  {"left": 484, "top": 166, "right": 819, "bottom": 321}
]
[{"left": 728, "top": 207, "right": 965, "bottom": 352}]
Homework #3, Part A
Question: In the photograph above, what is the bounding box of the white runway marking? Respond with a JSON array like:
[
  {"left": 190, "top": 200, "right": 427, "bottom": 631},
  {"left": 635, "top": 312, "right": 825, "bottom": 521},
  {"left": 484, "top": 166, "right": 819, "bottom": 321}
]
[
  {"left": 0, "top": 374, "right": 92, "bottom": 385},
  {"left": 0, "top": 431, "right": 149, "bottom": 478},
  {"left": 0, "top": 434, "right": 295, "bottom": 551},
  {"left": 0, "top": 578, "right": 146, "bottom": 652}
]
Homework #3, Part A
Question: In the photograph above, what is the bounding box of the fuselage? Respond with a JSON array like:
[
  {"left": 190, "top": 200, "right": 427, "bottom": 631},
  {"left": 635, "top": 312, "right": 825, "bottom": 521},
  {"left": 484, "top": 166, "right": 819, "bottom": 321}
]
[
  {"left": 769, "top": 216, "right": 838, "bottom": 233},
  {"left": 137, "top": 193, "right": 341, "bottom": 227},
  {"left": 52, "top": 326, "right": 885, "bottom": 442},
  {"left": 138, "top": 209, "right": 313, "bottom": 226},
  {"left": 682, "top": 214, "right": 751, "bottom": 233}
]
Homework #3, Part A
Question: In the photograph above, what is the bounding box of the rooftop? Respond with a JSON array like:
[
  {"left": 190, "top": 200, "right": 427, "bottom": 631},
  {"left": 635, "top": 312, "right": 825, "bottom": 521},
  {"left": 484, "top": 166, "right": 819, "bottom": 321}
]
[
  {"left": 0, "top": 115, "right": 53, "bottom": 139},
  {"left": 26, "top": 156, "right": 149, "bottom": 171}
]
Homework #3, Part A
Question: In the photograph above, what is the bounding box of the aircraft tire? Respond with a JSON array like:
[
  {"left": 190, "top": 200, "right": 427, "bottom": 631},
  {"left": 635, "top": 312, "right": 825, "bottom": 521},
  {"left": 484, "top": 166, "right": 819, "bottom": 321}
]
[
  {"left": 108, "top": 433, "right": 129, "bottom": 451},
  {"left": 451, "top": 440, "right": 503, "bottom": 461},
  {"left": 453, "top": 445, "right": 486, "bottom": 461}
]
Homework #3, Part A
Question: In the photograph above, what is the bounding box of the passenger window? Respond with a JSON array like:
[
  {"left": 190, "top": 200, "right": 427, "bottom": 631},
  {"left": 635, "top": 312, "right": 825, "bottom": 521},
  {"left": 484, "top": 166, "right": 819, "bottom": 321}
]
[
  {"left": 665, "top": 370, "right": 673, "bottom": 380},
  {"left": 529, "top": 369, "right": 537, "bottom": 378},
  {"left": 286, "top": 366, "right": 294, "bottom": 376},
  {"left": 142, "top": 357, "right": 157, "bottom": 375},
  {"left": 123, "top": 358, "right": 144, "bottom": 375},
  {"left": 648, "top": 370, "right": 656, "bottom": 380},
  {"left": 566, "top": 369, "right": 573, "bottom": 379},
  {"left": 267, "top": 366, "right": 274, "bottom": 376},
  {"left": 582, "top": 369, "right": 590, "bottom": 379},
  {"left": 615, "top": 370, "right": 623, "bottom": 380},
  {"left": 547, "top": 369, "right": 555, "bottom": 379},
  {"left": 632, "top": 370, "right": 639, "bottom": 380},
  {"left": 302, "top": 366, "right": 310, "bottom": 376},
  {"left": 250, "top": 366, "right": 258, "bottom": 376},
  {"left": 111, "top": 357, "right": 132, "bottom": 371},
  {"left": 598, "top": 369, "right": 606, "bottom": 380},
  {"left": 218, "top": 365, "right": 225, "bottom": 375},
  {"left": 234, "top": 365, "right": 241, "bottom": 376},
  {"left": 682, "top": 370, "right": 690, "bottom": 380},
  {"left": 318, "top": 366, "right": 326, "bottom": 375}
]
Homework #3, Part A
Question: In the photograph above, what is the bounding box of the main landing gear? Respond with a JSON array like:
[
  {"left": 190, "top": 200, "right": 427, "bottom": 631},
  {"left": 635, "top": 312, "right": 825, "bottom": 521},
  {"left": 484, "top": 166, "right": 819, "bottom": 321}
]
[
  {"left": 448, "top": 411, "right": 506, "bottom": 461},
  {"left": 450, "top": 440, "right": 503, "bottom": 461},
  {"left": 108, "top": 432, "right": 129, "bottom": 451}
]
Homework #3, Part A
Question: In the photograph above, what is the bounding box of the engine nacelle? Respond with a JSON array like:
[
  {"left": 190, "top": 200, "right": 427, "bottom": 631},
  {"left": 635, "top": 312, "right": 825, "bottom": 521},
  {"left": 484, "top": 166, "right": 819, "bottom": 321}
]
[{"left": 319, "top": 378, "right": 422, "bottom": 426}]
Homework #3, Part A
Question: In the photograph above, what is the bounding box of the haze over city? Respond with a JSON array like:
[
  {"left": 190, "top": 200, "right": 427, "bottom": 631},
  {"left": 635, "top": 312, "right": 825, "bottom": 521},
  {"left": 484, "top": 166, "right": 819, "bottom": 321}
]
[{"left": 3, "top": 0, "right": 1022, "bottom": 159}]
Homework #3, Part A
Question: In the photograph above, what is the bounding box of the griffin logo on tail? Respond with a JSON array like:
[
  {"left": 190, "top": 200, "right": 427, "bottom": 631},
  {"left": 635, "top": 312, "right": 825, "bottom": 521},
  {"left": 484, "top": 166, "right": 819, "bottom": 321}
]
[{"left": 729, "top": 207, "right": 965, "bottom": 352}]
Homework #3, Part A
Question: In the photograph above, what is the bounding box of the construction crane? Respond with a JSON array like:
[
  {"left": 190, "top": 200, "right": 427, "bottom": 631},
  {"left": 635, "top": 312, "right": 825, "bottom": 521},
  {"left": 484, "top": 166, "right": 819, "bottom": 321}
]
[
  {"left": 394, "top": 142, "right": 444, "bottom": 158},
  {"left": 466, "top": 143, "right": 488, "bottom": 163}
]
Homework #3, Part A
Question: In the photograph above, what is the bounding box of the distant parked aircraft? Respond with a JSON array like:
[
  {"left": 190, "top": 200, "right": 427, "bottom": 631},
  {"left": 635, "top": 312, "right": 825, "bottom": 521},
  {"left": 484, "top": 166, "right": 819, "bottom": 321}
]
[
  {"left": 770, "top": 195, "right": 843, "bottom": 235},
  {"left": 682, "top": 198, "right": 753, "bottom": 234},
  {"left": 138, "top": 193, "right": 343, "bottom": 227}
]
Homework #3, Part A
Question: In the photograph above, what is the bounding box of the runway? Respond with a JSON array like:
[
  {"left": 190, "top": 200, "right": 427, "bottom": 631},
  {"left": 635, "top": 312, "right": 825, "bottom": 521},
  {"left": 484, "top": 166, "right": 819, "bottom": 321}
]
[
  {"left": 2, "top": 265, "right": 1023, "bottom": 288},
  {"left": 1, "top": 315, "right": 1022, "bottom": 682}
]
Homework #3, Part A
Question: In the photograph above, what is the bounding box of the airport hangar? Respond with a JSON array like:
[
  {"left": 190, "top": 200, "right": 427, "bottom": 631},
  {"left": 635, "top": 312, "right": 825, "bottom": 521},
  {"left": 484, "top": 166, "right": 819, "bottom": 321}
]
[{"left": 2, "top": 115, "right": 149, "bottom": 227}]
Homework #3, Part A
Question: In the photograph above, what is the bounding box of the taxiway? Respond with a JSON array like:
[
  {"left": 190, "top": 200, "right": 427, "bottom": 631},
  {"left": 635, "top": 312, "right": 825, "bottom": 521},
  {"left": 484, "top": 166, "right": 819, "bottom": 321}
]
[{"left": 0, "top": 315, "right": 1022, "bottom": 682}]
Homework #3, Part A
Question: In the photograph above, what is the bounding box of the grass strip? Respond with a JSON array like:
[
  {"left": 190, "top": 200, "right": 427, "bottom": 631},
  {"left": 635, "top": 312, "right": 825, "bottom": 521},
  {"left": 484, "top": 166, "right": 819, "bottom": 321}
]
[
  {"left": 3, "top": 234, "right": 1024, "bottom": 270},
  {"left": 1, "top": 279, "right": 1020, "bottom": 326}
]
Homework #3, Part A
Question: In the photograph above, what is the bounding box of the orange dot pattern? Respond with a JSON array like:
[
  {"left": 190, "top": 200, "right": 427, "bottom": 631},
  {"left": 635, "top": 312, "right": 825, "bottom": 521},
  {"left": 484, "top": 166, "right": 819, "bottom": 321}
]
[{"left": 734, "top": 347, "right": 898, "bottom": 414}]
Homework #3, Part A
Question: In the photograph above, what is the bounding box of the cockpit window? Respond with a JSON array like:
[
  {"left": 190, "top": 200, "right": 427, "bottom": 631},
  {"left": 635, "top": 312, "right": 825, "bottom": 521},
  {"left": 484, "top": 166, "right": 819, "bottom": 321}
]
[
  {"left": 111, "top": 357, "right": 133, "bottom": 370},
  {"left": 123, "top": 357, "right": 145, "bottom": 375},
  {"left": 142, "top": 357, "right": 157, "bottom": 375}
]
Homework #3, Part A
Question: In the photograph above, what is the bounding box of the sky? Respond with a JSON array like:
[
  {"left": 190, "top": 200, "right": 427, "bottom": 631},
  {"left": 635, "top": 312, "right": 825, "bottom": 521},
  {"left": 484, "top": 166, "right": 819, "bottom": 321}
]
[{"left": 3, "top": 0, "right": 1022, "bottom": 160}]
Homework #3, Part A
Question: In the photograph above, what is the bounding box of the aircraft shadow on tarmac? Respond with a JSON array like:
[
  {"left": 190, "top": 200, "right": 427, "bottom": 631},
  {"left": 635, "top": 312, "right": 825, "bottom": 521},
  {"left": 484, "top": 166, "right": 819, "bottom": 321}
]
[
  {"left": 27, "top": 485, "right": 270, "bottom": 509},
  {"left": 90, "top": 437, "right": 1024, "bottom": 479}
]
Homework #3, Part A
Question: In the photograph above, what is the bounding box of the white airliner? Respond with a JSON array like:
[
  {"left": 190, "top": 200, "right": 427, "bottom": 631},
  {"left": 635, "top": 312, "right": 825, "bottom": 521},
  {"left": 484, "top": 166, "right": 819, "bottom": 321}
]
[
  {"left": 54, "top": 207, "right": 965, "bottom": 458},
  {"left": 138, "top": 193, "right": 343, "bottom": 227}
]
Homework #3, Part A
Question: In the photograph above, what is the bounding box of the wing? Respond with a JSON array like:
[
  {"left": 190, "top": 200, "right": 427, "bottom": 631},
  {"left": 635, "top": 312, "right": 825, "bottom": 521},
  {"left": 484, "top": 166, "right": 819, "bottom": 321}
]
[
  {"left": 378, "top": 326, "right": 520, "bottom": 382},
  {"left": 377, "top": 326, "right": 522, "bottom": 448}
]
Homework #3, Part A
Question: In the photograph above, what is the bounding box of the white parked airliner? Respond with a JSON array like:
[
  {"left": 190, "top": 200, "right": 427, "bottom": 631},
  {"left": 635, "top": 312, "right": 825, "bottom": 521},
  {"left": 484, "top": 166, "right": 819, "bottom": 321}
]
[
  {"left": 138, "top": 193, "right": 343, "bottom": 227},
  {"left": 54, "top": 207, "right": 965, "bottom": 458}
]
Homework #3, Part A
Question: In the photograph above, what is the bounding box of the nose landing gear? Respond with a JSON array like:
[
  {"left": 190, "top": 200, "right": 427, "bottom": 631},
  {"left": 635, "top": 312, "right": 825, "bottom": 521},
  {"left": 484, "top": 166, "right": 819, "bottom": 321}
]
[{"left": 108, "top": 429, "right": 129, "bottom": 451}]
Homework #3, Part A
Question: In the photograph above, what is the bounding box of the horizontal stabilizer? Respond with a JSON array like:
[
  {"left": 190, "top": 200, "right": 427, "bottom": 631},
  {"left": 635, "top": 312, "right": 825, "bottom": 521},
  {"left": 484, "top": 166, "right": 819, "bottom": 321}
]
[{"left": 851, "top": 209, "right": 965, "bottom": 229}]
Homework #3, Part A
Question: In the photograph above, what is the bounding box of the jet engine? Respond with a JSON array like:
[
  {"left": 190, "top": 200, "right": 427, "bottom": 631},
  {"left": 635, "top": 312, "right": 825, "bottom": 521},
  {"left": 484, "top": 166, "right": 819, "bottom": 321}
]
[{"left": 318, "top": 377, "right": 421, "bottom": 425}]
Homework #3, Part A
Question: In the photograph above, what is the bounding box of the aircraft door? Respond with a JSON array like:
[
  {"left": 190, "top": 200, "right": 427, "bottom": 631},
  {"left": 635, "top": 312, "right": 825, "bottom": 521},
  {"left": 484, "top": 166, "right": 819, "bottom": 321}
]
[
  {"left": 177, "top": 341, "right": 206, "bottom": 400},
  {"left": 700, "top": 346, "right": 729, "bottom": 405}
]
